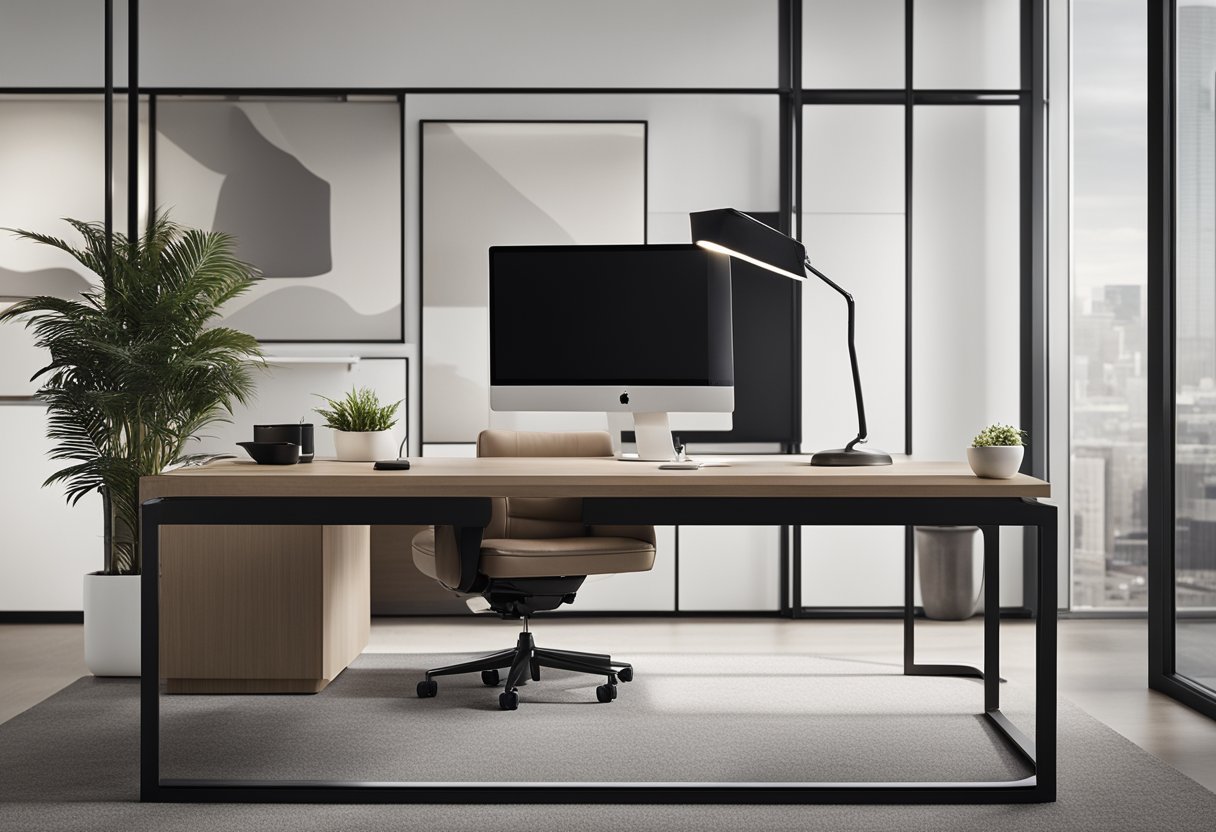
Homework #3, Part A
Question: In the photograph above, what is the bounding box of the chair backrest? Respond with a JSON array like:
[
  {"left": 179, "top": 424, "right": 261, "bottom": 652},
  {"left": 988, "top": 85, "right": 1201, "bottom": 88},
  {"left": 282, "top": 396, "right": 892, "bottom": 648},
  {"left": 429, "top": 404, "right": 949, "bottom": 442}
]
[{"left": 477, "top": 429, "right": 613, "bottom": 540}]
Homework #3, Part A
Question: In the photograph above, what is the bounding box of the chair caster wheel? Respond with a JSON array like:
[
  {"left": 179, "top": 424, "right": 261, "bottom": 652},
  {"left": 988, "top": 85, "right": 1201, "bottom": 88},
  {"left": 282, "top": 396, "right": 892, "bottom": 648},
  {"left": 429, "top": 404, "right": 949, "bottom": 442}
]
[
  {"left": 596, "top": 683, "right": 617, "bottom": 703},
  {"left": 481, "top": 669, "right": 500, "bottom": 686},
  {"left": 530, "top": 661, "right": 541, "bottom": 682},
  {"left": 417, "top": 680, "right": 438, "bottom": 698},
  {"left": 617, "top": 666, "right": 633, "bottom": 683},
  {"left": 499, "top": 690, "right": 520, "bottom": 710}
]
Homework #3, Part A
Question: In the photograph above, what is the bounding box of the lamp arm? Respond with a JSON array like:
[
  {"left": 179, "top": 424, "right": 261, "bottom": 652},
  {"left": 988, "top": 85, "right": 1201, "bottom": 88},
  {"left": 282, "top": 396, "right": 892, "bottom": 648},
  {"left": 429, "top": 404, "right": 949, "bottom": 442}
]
[{"left": 803, "top": 257, "right": 868, "bottom": 448}]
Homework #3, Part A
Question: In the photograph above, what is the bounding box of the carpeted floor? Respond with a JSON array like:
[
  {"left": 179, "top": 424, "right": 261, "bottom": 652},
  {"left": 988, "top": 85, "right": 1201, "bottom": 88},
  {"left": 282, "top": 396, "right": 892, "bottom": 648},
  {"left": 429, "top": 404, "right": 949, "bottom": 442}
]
[{"left": 1, "top": 652, "right": 1214, "bottom": 831}]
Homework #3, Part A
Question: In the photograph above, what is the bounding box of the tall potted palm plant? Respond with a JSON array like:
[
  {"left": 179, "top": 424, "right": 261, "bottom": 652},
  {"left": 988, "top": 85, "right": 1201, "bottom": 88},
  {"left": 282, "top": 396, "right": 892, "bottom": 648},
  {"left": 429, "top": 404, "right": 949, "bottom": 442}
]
[{"left": 0, "top": 215, "right": 262, "bottom": 675}]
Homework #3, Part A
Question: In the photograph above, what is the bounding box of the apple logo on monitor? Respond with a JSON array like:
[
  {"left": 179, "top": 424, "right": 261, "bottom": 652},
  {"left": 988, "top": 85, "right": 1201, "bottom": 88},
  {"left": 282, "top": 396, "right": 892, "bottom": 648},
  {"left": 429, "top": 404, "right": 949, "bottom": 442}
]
[{"left": 620, "top": 392, "right": 629, "bottom": 405}]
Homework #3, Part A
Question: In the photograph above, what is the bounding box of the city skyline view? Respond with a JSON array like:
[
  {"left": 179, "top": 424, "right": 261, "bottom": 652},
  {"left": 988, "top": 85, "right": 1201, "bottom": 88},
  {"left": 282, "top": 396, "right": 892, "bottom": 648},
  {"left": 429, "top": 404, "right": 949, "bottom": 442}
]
[{"left": 1073, "top": 1, "right": 1216, "bottom": 610}]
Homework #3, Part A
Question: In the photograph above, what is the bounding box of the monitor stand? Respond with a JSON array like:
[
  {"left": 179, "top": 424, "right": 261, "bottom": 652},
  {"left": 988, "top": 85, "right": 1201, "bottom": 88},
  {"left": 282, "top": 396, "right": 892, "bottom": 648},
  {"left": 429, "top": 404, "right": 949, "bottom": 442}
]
[{"left": 631, "top": 412, "right": 677, "bottom": 461}]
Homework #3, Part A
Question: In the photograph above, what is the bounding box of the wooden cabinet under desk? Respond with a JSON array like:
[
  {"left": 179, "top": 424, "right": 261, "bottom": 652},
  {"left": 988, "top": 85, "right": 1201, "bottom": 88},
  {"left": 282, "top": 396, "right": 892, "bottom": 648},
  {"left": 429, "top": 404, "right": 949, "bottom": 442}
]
[
  {"left": 159, "top": 524, "right": 371, "bottom": 694},
  {"left": 158, "top": 522, "right": 473, "bottom": 694}
]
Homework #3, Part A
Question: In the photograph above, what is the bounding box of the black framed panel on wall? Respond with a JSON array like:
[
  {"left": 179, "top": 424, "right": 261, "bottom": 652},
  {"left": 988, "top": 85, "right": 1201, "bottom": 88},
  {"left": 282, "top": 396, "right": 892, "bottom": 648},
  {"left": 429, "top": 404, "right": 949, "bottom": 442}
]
[
  {"left": 152, "top": 95, "right": 405, "bottom": 343},
  {"left": 419, "top": 120, "right": 648, "bottom": 446},
  {"left": 1148, "top": 0, "right": 1216, "bottom": 721},
  {"left": 790, "top": 0, "right": 1045, "bottom": 617}
]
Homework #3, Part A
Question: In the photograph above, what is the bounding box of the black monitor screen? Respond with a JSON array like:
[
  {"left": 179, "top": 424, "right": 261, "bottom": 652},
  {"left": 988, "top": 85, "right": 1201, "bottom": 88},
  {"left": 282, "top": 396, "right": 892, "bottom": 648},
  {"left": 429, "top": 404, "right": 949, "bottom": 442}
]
[{"left": 490, "top": 245, "right": 733, "bottom": 387}]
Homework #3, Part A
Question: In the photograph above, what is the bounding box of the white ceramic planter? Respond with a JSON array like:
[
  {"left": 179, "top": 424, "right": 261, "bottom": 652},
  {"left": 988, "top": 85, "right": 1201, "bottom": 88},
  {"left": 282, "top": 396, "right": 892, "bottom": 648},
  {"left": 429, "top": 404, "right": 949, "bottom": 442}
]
[
  {"left": 83, "top": 572, "right": 141, "bottom": 677},
  {"left": 966, "top": 445, "right": 1024, "bottom": 479},
  {"left": 333, "top": 430, "right": 397, "bottom": 462}
]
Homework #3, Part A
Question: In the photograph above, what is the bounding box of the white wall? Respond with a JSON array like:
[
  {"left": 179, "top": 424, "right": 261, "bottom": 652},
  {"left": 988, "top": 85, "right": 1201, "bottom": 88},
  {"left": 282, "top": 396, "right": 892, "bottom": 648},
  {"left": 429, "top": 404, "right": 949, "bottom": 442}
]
[
  {"left": 803, "top": 0, "right": 905, "bottom": 89},
  {"left": 138, "top": 0, "right": 776, "bottom": 89},
  {"left": 0, "top": 406, "right": 101, "bottom": 610},
  {"left": 913, "top": 0, "right": 1021, "bottom": 89},
  {"left": 0, "top": 1, "right": 776, "bottom": 89},
  {"left": 0, "top": 98, "right": 118, "bottom": 611},
  {"left": 912, "top": 105, "right": 1024, "bottom": 607},
  {"left": 0, "top": 1, "right": 114, "bottom": 86},
  {"left": 678, "top": 527, "right": 782, "bottom": 611},
  {"left": 799, "top": 103, "right": 910, "bottom": 608}
]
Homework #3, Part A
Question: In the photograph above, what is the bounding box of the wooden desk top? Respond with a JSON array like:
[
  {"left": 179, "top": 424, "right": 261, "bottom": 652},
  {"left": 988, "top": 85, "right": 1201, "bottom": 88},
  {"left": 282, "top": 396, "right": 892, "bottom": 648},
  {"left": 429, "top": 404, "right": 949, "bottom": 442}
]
[{"left": 141, "top": 457, "right": 1050, "bottom": 501}]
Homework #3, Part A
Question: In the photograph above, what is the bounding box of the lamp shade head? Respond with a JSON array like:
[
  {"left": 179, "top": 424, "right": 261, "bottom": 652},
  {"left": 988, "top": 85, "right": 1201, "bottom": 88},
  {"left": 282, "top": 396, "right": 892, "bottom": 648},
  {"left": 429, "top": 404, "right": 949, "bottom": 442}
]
[{"left": 690, "top": 208, "right": 807, "bottom": 281}]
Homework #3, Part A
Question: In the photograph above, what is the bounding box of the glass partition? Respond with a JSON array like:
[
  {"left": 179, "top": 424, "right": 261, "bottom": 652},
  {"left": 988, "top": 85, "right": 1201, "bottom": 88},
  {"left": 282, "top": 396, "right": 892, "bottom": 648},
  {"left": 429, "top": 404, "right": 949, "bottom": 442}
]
[{"left": 1173, "top": 0, "right": 1216, "bottom": 695}]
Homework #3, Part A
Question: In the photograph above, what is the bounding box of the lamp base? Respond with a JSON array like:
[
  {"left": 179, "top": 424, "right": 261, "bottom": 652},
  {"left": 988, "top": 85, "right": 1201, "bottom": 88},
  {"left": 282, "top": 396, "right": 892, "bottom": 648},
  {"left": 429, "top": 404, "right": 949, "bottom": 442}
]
[{"left": 810, "top": 446, "right": 893, "bottom": 466}]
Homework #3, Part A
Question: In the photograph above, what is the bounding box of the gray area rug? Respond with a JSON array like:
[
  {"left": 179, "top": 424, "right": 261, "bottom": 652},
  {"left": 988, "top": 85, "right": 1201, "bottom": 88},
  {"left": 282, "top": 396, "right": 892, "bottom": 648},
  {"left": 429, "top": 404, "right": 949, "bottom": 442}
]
[{"left": 1, "top": 652, "right": 1214, "bottom": 831}]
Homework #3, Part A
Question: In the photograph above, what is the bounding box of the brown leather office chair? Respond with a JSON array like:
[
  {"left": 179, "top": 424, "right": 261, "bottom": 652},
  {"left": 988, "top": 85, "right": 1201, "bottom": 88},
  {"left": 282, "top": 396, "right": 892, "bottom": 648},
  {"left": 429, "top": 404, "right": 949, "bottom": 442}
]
[{"left": 411, "top": 430, "right": 656, "bottom": 710}]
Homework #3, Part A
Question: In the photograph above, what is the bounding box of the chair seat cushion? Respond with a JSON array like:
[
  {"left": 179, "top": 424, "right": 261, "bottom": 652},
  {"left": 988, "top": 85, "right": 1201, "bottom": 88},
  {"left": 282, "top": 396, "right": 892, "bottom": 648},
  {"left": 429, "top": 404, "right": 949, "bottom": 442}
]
[
  {"left": 411, "top": 528, "right": 654, "bottom": 581},
  {"left": 480, "top": 537, "right": 655, "bottom": 579}
]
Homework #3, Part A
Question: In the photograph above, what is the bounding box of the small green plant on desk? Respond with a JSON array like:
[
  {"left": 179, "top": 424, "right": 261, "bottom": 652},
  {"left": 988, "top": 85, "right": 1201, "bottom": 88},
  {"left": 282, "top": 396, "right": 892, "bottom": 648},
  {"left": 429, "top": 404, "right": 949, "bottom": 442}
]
[
  {"left": 971, "top": 424, "right": 1027, "bottom": 448},
  {"left": 314, "top": 387, "right": 401, "bottom": 432},
  {"left": 314, "top": 387, "right": 402, "bottom": 461},
  {"left": 967, "top": 424, "right": 1027, "bottom": 479}
]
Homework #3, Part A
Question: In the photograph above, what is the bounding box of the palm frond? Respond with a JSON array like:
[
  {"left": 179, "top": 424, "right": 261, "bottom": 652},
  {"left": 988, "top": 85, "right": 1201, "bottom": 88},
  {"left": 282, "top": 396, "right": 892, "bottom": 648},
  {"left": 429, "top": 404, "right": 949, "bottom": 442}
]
[{"left": 0, "top": 214, "right": 262, "bottom": 574}]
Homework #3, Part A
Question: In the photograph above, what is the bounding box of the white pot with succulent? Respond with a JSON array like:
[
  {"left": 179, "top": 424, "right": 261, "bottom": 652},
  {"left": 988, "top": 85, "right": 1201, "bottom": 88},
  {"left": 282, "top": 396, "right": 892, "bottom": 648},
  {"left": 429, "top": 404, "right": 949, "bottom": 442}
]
[
  {"left": 315, "top": 387, "right": 402, "bottom": 462},
  {"left": 966, "top": 424, "right": 1027, "bottom": 479}
]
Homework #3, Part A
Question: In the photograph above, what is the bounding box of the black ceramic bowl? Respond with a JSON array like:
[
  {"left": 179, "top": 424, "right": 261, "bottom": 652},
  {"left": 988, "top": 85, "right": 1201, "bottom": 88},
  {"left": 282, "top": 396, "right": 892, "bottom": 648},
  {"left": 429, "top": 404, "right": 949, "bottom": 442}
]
[
  {"left": 237, "top": 441, "right": 301, "bottom": 465},
  {"left": 254, "top": 423, "right": 315, "bottom": 463}
]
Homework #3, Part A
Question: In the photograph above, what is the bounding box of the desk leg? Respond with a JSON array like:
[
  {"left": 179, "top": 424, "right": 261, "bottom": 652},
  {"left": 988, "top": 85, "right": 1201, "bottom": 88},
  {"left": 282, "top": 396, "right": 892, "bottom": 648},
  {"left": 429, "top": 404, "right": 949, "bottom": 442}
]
[
  {"left": 1035, "top": 507, "right": 1059, "bottom": 800},
  {"left": 982, "top": 525, "right": 1000, "bottom": 712},
  {"left": 903, "top": 527, "right": 914, "bottom": 672},
  {"left": 904, "top": 525, "right": 984, "bottom": 682},
  {"left": 140, "top": 504, "right": 161, "bottom": 801}
]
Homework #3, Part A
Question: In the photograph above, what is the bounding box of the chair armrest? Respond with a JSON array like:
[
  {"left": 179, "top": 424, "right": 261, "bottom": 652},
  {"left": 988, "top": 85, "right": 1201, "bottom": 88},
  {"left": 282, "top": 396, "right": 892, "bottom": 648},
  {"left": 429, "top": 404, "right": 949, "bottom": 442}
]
[{"left": 434, "top": 524, "right": 488, "bottom": 593}]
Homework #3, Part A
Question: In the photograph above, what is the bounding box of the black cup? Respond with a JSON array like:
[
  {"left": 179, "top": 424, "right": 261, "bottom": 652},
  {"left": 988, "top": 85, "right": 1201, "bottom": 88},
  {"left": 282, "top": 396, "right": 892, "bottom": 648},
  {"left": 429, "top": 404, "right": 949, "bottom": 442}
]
[{"left": 254, "top": 423, "right": 314, "bottom": 463}]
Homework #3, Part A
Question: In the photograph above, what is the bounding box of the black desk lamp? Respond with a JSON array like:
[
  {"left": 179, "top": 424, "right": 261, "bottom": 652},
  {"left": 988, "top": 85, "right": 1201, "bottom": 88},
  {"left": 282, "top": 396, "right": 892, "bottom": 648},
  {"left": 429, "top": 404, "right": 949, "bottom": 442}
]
[{"left": 690, "top": 208, "right": 892, "bottom": 466}]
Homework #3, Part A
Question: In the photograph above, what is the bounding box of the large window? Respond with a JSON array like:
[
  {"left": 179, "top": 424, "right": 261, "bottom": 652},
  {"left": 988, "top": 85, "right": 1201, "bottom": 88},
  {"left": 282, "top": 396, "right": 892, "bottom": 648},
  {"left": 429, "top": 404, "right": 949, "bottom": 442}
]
[
  {"left": 1149, "top": 0, "right": 1216, "bottom": 719},
  {"left": 1173, "top": 0, "right": 1216, "bottom": 690},
  {"left": 1071, "top": 0, "right": 1149, "bottom": 608}
]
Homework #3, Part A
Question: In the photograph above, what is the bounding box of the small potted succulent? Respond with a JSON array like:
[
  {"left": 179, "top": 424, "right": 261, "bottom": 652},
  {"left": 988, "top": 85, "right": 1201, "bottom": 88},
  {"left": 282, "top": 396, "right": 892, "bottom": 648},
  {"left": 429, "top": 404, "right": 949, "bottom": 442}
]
[
  {"left": 966, "top": 424, "right": 1027, "bottom": 479},
  {"left": 315, "top": 386, "right": 402, "bottom": 462}
]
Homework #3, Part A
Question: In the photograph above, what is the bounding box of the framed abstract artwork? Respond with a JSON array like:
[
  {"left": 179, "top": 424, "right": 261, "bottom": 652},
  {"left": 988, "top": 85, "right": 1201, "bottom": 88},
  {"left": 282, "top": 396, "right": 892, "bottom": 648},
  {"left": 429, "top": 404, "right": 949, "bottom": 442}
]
[
  {"left": 155, "top": 97, "right": 403, "bottom": 342},
  {"left": 420, "top": 120, "right": 647, "bottom": 444}
]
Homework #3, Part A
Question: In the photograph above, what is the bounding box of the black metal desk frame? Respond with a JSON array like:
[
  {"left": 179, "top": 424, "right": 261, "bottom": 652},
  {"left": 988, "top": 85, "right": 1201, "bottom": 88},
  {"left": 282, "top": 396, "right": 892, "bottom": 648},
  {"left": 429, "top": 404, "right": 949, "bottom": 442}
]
[{"left": 140, "top": 494, "right": 1056, "bottom": 804}]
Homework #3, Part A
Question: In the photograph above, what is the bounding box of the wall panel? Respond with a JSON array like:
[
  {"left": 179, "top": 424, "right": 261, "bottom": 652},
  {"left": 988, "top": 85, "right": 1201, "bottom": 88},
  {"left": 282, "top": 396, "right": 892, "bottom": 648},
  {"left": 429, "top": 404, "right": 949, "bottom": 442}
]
[
  {"left": 913, "top": 105, "right": 1023, "bottom": 606},
  {"left": 678, "top": 526, "right": 781, "bottom": 611},
  {"left": 802, "top": 0, "right": 905, "bottom": 89},
  {"left": 138, "top": 0, "right": 776, "bottom": 89},
  {"left": 0, "top": 406, "right": 101, "bottom": 611}
]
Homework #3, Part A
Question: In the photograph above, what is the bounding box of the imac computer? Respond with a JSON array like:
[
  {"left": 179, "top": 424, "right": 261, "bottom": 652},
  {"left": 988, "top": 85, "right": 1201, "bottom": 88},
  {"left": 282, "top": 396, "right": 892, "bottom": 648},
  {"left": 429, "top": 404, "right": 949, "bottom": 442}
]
[{"left": 489, "top": 244, "right": 734, "bottom": 461}]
